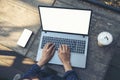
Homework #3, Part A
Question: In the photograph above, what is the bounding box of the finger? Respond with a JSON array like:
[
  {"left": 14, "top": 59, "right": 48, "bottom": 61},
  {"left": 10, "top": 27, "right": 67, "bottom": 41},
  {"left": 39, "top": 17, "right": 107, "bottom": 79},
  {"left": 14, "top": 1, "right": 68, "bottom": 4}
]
[
  {"left": 48, "top": 44, "right": 55, "bottom": 51},
  {"left": 46, "top": 43, "right": 53, "bottom": 49},
  {"left": 58, "top": 45, "right": 61, "bottom": 53},
  {"left": 51, "top": 47, "right": 55, "bottom": 56},
  {"left": 61, "top": 44, "right": 64, "bottom": 50},
  {"left": 66, "top": 45, "right": 70, "bottom": 52},
  {"left": 64, "top": 44, "right": 68, "bottom": 51},
  {"left": 62, "top": 44, "right": 66, "bottom": 52},
  {"left": 44, "top": 43, "right": 50, "bottom": 49},
  {"left": 59, "top": 45, "right": 62, "bottom": 51},
  {"left": 58, "top": 45, "right": 62, "bottom": 54},
  {"left": 43, "top": 43, "right": 48, "bottom": 49},
  {"left": 68, "top": 46, "right": 70, "bottom": 52}
]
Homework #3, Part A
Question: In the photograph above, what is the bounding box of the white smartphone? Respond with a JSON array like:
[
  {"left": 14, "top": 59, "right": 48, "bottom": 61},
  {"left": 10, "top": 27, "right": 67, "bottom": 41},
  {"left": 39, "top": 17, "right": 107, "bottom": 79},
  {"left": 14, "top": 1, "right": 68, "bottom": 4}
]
[{"left": 17, "top": 29, "right": 32, "bottom": 47}]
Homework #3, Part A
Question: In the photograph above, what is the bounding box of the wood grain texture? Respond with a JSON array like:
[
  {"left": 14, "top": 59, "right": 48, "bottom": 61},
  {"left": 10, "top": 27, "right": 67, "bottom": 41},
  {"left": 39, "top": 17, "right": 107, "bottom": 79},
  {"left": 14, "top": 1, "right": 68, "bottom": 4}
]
[{"left": 0, "top": 0, "right": 54, "bottom": 55}]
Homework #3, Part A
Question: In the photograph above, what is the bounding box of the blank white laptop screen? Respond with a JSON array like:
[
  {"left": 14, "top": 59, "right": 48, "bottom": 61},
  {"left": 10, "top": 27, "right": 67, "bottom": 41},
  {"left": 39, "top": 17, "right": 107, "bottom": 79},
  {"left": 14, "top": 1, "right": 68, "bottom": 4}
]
[{"left": 39, "top": 7, "right": 91, "bottom": 35}]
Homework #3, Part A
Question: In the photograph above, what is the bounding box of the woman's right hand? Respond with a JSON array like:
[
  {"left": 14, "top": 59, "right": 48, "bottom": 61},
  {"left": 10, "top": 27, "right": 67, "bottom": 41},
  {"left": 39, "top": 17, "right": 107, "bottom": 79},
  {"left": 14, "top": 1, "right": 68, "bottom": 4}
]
[{"left": 58, "top": 44, "right": 72, "bottom": 72}]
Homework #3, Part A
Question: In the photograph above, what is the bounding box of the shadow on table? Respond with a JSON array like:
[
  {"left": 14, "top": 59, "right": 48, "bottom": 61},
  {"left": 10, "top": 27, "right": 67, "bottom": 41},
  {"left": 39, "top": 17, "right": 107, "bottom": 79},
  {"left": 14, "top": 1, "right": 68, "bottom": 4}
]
[{"left": 0, "top": 50, "right": 35, "bottom": 80}]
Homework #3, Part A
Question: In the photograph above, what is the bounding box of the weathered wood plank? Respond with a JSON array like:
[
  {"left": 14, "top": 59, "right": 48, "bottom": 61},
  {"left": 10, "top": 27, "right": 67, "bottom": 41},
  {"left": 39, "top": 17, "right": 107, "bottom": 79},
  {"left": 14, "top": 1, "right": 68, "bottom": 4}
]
[
  {"left": 0, "top": 0, "right": 54, "bottom": 55},
  {"left": 0, "top": 44, "right": 12, "bottom": 51}
]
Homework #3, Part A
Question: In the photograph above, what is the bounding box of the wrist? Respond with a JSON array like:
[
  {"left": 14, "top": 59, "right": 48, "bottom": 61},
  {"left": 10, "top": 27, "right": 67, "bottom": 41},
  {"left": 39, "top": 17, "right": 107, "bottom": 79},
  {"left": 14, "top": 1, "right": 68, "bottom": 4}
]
[
  {"left": 37, "top": 60, "right": 45, "bottom": 67},
  {"left": 63, "top": 62, "right": 72, "bottom": 72}
]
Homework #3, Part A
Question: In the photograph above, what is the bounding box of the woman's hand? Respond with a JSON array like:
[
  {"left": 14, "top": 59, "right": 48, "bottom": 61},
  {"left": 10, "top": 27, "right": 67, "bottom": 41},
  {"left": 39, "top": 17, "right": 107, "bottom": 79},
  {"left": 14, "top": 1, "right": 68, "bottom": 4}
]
[
  {"left": 37, "top": 43, "right": 55, "bottom": 67},
  {"left": 58, "top": 44, "right": 72, "bottom": 72}
]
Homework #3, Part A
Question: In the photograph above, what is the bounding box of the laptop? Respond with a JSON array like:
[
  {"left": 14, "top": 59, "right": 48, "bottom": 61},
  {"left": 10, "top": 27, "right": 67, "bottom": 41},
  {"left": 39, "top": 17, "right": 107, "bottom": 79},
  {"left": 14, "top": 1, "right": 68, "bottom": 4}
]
[{"left": 36, "top": 6, "right": 92, "bottom": 68}]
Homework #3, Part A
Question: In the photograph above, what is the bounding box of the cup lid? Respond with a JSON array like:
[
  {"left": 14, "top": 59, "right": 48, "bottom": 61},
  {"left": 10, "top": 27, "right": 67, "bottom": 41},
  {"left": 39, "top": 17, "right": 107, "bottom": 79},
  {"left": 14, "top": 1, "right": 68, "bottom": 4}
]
[{"left": 97, "top": 32, "right": 113, "bottom": 45}]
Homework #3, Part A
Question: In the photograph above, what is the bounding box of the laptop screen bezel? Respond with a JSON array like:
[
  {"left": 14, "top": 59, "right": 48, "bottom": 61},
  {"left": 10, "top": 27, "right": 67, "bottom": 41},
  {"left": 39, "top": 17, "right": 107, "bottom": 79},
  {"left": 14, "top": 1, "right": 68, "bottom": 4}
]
[{"left": 38, "top": 6, "right": 92, "bottom": 36}]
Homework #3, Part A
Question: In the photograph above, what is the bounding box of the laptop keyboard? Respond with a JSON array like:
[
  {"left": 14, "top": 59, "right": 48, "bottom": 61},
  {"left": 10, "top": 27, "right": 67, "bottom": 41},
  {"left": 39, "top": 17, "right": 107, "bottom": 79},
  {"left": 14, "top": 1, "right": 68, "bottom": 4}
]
[{"left": 41, "top": 36, "right": 86, "bottom": 54}]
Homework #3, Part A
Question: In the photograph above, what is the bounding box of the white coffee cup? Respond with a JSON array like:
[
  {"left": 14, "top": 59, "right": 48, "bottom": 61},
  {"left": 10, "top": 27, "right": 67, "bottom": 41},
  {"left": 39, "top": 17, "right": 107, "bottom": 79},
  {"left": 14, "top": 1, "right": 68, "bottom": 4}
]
[{"left": 97, "top": 32, "right": 113, "bottom": 46}]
